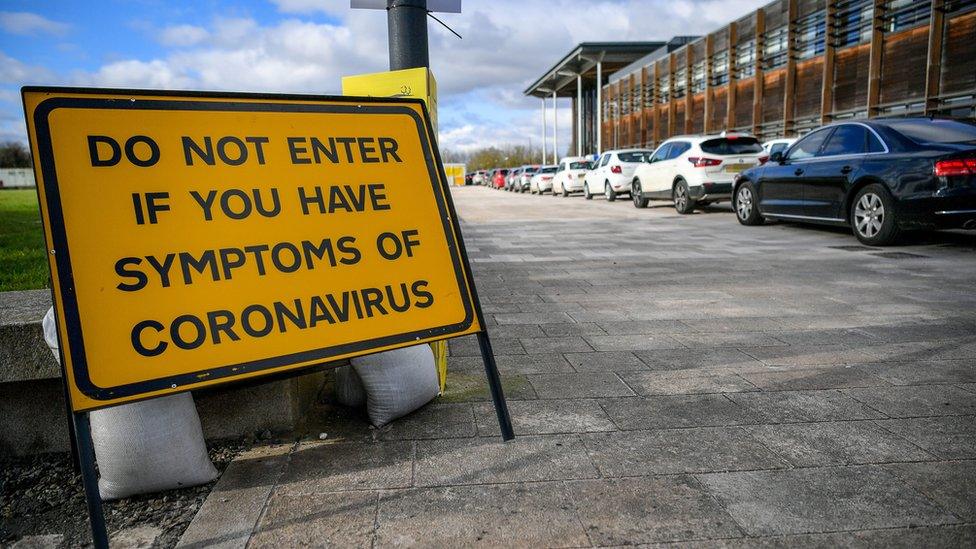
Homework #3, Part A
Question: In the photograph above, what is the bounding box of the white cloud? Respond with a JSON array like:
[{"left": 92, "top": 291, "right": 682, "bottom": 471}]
[
  {"left": 270, "top": 0, "right": 349, "bottom": 15},
  {"left": 0, "top": 11, "right": 68, "bottom": 36},
  {"left": 158, "top": 24, "right": 209, "bottom": 47},
  {"left": 0, "top": 52, "right": 54, "bottom": 84}
]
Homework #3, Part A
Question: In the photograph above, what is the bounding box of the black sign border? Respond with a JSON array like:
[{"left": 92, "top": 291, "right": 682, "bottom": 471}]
[{"left": 25, "top": 87, "right": 475, "bottom": 405}]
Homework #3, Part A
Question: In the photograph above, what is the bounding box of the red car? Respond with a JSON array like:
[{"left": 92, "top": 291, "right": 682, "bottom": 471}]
[{"left": 492, "top": 168, "right": 509, "bottom": 189}]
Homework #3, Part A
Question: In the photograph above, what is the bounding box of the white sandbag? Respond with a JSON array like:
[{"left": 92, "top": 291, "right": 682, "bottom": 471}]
[
  {"left": 42, "top": 307, "right": 218, "bottom": 500},
  {"left": 334, "top": 363, "right": 366, "bottom": 407},
  {"left": 351, "top": 344, "right": 439, "bottom": 427}
]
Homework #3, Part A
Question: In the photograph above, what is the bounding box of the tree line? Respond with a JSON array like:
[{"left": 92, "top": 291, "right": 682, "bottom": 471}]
[
  {"left": 440, "top": 145, "right": 549, "bottom": 172},
  {"left": 0, "top": 142, "right": 31, "bottom": 168}
]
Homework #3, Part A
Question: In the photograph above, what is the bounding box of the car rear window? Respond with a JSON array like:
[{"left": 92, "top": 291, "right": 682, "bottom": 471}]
[
  {"left": 524, "top": 166, "right": 540, "bottom": 173},
  {"left": 700, "top": 138, "right": 764, "bottom": 155},
  {"left": 617, "top": 151, "right": 649, "bottom": 162},
  {"left": 885, "top": 119, "right": 976, "bottom": 144},
  {"left": 570, "top": 161, "right": 591, "bottom": 169},
  {"left": 540, "top": 166, "right": 557, "bottom": 174},
  {"left": 498, "top": 169, "right": 509, "bottom": 175}
]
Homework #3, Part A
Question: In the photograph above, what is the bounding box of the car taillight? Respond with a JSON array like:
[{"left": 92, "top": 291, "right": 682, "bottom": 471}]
[
  {"left": 934, "top": 158, "right": 976, "bottom": 177},
  {"left": 687, "top": 157, "right": 722, "bottom": 168},
  {"left": 610, "top": 165, "right": 622, "bottom": 174},
  {"left": 542, "top": 176, "right": 552, "bottom": 180},
  {"left": 758, "top": 156, "right": 769, "bottom": 165}
]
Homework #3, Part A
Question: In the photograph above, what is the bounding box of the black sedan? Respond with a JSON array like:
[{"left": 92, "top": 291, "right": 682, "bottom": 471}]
[{"left": 732, "top": 117, "right": 976, "bottom": 245}]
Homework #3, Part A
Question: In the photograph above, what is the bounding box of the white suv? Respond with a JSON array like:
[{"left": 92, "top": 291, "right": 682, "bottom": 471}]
[
  {"left": 631, "top": 133, "right": 767, "bottom": 214},
  {"left": 551, "top": 157, "right": 593, "bottom": 197},
  {"left": 584, "top": 149, "right": 653, "bottom": 201}
]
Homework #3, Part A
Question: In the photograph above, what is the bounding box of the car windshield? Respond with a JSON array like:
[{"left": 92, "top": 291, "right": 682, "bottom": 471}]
[
  {"left": 540, "top": 166, "right": 557, "bottom": 174},
  {"left": 886, "top": 119, "right": 976, "bottom": 144},
  {"left": 570, "top": 161, "right": 591, "bottom": 169},
  {"left": 524, "top": 166, "right": 540, "bottom": 173},
  {"left": 699, "top": 137, "right": 764, "bottom": 155},
  {"left": 498, "top": 169, "right": 508, "bottom": 175},
  {"left": 617, "top": 151, "right": 649, "bottom": 162}
]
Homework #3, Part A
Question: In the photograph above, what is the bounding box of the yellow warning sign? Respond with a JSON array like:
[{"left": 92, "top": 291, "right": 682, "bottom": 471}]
[{"left": 23, "top": 88, "right": 480, "bottom": 412}]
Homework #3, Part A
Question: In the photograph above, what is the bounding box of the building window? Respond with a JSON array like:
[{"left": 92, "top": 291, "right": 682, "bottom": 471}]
[
  {"left": 673, "top": 67, "right": 687, "bottom": 99},
  {"left": 834, "top": 0, "right": 873, "bottom": 48},
  {"left": 658, "top": 74, "right": 670, "bottom": 103},
  {"left": 736, "top": 40, "right": 756, "bottom": 78},
  {"left": 795, "top": 12, "right": 826, "bottom": 60},
  {"left": 691, "top": 60, "right": 706, "bottom": 93},
  {"left": 763, "top": 26, "right": 788, "bottom": 69},
  {"left": 884, "top": 0, "right": 931, "bottom": 32},
  {"left": 710, "top": 50, "right": 729, "bottom": 86},
  {"left": 643, "top": 81, "right": 656, "bottom": 108}
]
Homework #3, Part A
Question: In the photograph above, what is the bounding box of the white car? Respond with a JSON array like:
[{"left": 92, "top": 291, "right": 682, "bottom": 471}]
[
  {"left": 584, "top": 149, "right": 653, "bottom": 201},
  {"left": 762, "top": 138, "right": 796, "bottom": 159},
  {"left": 551, "top": 157, "right": 593, "bottom": 197},
  {"left": 472, "top": 170, "right": 487, "bottom": 185},
  {"left": 529, "top": 165, "right": 558, "bottom": 194},
  {"left": 630, "top": 132, "right": 767, "bottom": 214}
]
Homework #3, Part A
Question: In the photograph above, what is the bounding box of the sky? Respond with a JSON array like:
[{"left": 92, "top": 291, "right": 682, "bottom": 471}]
[{"left": 0, "top": 0, "right": 767, "bottom": 154}]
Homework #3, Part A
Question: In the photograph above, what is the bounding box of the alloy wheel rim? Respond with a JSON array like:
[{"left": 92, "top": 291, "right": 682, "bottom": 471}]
[
  {"left": 675, "top": 185, "right": 686, "bottom": 209},
  {"left": 605, "top": 185, "right": 612, "bottom": 199},
  {"left": 854, "top": 192, "right": 884, "bottom": 238},
  {"left": 737, "top": 187, "right": 753, "bottom": 220},
  {"left": 633, "top": 183, "right": 641, "bottom": 205}
]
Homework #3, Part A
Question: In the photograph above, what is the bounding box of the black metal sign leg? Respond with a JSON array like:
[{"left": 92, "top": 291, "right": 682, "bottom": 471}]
[
  {"left": 477, "top": 331, "right": 515, "bottom": 441},
  {"left": 72, "top": 412, "right": 109, "bottom": 548}
]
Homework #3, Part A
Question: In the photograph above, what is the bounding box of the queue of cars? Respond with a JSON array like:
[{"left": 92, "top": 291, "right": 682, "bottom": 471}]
[{"left": 472, "top": 117, "right": 976, "bottom": 246}]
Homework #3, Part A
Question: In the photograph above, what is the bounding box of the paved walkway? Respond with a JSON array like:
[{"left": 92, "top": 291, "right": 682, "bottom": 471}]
[{"left": 179, "top": 186, "right": 976, "bottom": 547}]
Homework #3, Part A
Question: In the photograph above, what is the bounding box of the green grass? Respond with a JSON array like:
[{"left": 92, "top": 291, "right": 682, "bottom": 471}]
[{"left": 0, "top": 189, "right": 49, "bottom": 291}]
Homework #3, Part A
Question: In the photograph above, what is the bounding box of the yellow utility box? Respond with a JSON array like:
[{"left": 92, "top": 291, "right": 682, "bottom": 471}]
[
  {"left": 443, "top": 163, "right": 467, "bottom": 186},
  {"left": 342, "top": 67, "right": 438, "bottom": 133}
]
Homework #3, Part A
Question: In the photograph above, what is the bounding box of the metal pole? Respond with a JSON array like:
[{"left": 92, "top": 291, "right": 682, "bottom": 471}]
[
  {"left": 74, "top": 412, "right": 108, "bottom": 548},
  {"left": 552, "top": 91, "right": 558, "bottom": 163},
  {"left": 387, "top": 0, "right": 429, "bottom": 70},
  {"left": 541, "top": 98, "right": 547, "bottom": 164},
  {"left": 576, "top": 74, "right": 583, "bottom": 156},
  {"left": 596, "top": 61, "right": 602, "bottom": 155}
]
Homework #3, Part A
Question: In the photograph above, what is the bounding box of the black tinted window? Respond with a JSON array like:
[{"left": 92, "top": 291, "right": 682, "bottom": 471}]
[
  {"left": 540, "top": 166, "right": 557, "bottom": 174},
  {"left": 667, "top": 142, "right": 691, "bottom": 159},
  {"left": 499, "top": 169, "right": 508, "bottom": 175},
  {"left": 700, "top": 137, "right": 763, "bottom": 155},
  {"left": 617, "top": 151, "right": 649, "bottom": 162},
  {"left": 769, "top": 143, "right": 788, "bottom": 155},
  {"left": 570, "top": 161, "right": 591, "bottom": 169},
  {"left": 886, "top": 119, "right": 976, "bottom": 144},
  {"left": 788, "top": 129, "right": 831, "bottom": 160},
  {"left": 821, "top": 125, "right": 869, "bottom": 156}
]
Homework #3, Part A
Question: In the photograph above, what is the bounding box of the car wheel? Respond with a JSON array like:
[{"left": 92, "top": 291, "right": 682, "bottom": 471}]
[
  {"left": 562, "top": 186, "right": 569, "bottom": 197},
  {"left": 584, "top": 184, "right": 593, "bottom": 200},
  {"left": 734, "top": 182, "right": 763, "bottom": 225},
  {"left": 605, "top": 182, "right": 616, "bottom": 202},
  {"left": 673, "top": 179, "right": 695, "bottom": 214},
  {"left": 632, "top": 180, "right": 649, "bottom": 208},
  {"left": 851, "top": 184, "right": 901, "bottom": 246}
]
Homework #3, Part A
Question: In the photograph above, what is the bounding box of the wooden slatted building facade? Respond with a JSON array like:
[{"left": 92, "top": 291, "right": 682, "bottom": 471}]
[{"left": 601, "top": 0, "right": 976, "bottom": 150}]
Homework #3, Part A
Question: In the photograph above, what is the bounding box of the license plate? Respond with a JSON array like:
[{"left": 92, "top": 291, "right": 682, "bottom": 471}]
[{"left": 724, "top": 163, "right": 750, "bottom": 173}]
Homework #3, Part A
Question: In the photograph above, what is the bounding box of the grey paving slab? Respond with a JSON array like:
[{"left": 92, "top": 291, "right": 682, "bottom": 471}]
[
  {"left": 728, "top": 389, "right": 887, "bottom": 423},
  {"left": 738, "top": 365, "right": 891, "bottom": 391},
  {"left": 585, "top": 334, "right": 685, "bottom": 351},
  {"left": 884, "top": 461, "right": 976, "bottom": 520},
  {"left": 414, "top": 435, "right": 598, "bottom": 486},
  {"left": 648, "top": 525, "right": 976, "bottom": 548},
  {"left": 597, "top": 320, "right": 687, "bottom": 335},
  {"left": 569, "top": 476, "right": 742, "bottom": 545},
  {"left": 600, "top": 394, "right": 761, "bottom": 430},
  {"left": 698, "top": 466, "right": 959, "bottom": 536},
  {"left": 678, "top": 317, "right": 800, "bottom": 333},
  {"left": 277, "top": 440, "right": 413, "bottom": 493},
  {"left": 373, "top": 482, "right": 589, "bottom": 547},
  {"left": 842, "top": 385, "right": 976, "bottom": 417},
  {"left": 748, "top": 421, "right": 933, "bottom": 466},
  {"left": 582, "top": 427, "right": 787, "bottom": 476},
  {"left": 378, "top": 402, "right": 477, "bottom": 440},
  {"left": 493, "top": 311, "right": 575, "bottom": 325},
  {"left": 177, "top": 444, "right": 293, "bottom": 549},
  {"left": 539, "top": 321, "right": 607, "bottom": 337},
  {"left": 438, "top": 371, "right": 538, "bottom": 403},
  {"left": 527, "top": 372, "right": 636, "bottom": 399},
  {"left": 634, "top": 348, "right": 765, "bottom": 371},
  {"left": 740, "top": 345, "right": 878, "bottom": 366},
  {"left": 862, "top": 360, "right": 976, "bottom": 385},
  {"left": 874, "top": 416, "right": 976, "bottom": 459},
  {"left": 519, "top": 335, "right": 594, "bottom": 354},
  {"left": 619, "top": 370, "right": 758, "bottom": 396},
  {"left": 473, "top": 399, "right": 616, "bottom": 436},
  {"left": 448, "top": 335, "right": 524, "bottom": 356},
  {"left": 248, "top": 490, "right": 376, "bottom": 548},
  {"left": 770, "top": 329, "right": 882, "bottom": 346},
  {"left": 486, "top": 324, "right": 544, "bottom": 339},
  {"left": 564, "top": 351, "right": 648, "bottom": 372},
  {"left": 671, "top": 333, "right": 788, "bottom": 348}
]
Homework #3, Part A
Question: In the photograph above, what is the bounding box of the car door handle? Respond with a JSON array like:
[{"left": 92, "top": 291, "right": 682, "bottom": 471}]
[
  {"left": 794, "top": 169, "right": 804, "bottom": 176},
  {"left": 840, "top": 165, "right": 852, "bottom": 174}
]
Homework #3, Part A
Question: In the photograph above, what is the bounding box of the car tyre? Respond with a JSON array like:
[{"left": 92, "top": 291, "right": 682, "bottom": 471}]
[
  {"left": 605, "top": 182, "right": 616, "bottom": 202},
  {"left": 734, "top": 182, "right": 763, "bottom": 225},
  {"left": 673, "top": 179, "right": 695, "bottom": 214},
  {"left": 851, "top": 183, "right": 901, "bottom": 246},
  {"left": 632, "top": 179, "right": 649, "bottom": 208},
  {"left": 584, "top": 184, "right": 593, "bottom": 200}
]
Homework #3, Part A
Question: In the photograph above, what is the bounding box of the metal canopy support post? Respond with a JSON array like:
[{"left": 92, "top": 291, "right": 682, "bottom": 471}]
[
  {"left": 552, "top": 91, "right": 558, "bottom": 163},
  {"left": 576, "top": 74, "right": 583, "bottom": 156},
  {"left": 541, "top": 98, "right": 547, "bottom": 164},
  {"left": 596, "top": 62, "right": 602, "bottom": 155},
  {"left": 387, "top": 0, "right": 429, "bottom": 70}
]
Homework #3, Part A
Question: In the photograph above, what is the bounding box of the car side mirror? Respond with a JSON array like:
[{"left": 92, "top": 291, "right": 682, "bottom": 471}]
[{"left": 770, "top": 151, "right": 784, "bottom": 164}]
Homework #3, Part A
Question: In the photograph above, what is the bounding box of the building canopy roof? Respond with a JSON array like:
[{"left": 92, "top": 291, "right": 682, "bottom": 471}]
[{"left": 523, "top": 42, "right": 665, "bottom": 98}]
